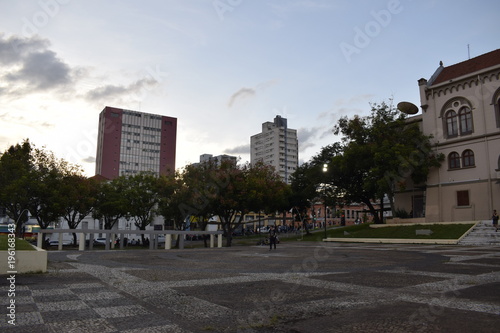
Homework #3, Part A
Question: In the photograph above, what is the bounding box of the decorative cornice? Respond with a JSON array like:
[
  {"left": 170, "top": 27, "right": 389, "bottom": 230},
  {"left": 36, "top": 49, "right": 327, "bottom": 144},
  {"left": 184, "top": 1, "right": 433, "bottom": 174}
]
[{"left": 424, "top": 67, "right": 500, "bottom": 100}]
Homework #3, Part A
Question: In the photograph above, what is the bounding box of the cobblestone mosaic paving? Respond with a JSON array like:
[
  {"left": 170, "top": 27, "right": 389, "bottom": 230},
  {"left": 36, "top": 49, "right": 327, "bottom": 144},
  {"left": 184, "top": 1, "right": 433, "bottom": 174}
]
[{"left": 1, "top": 243, "right": 500, "bottom": 332}]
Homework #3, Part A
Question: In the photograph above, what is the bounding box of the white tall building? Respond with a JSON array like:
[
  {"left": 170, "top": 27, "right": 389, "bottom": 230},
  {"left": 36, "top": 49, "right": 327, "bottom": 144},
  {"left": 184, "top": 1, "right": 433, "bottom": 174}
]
[{"left": 250, "top": 115, "right": 298, "bottom": 184}]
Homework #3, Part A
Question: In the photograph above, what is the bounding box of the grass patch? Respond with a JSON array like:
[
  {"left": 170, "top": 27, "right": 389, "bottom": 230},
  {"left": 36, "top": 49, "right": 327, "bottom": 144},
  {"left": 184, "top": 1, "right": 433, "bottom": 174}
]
[
  {"left": 296, "top": 223, "right": 474, "bottom": 241},
  {"left": 0, "top": 235, "right": 36, "bottom": 251}
]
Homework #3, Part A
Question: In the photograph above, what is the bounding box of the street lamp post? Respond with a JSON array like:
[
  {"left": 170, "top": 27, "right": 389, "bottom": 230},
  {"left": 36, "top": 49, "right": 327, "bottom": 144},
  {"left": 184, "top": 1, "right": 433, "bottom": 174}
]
[{"left": 322, "top": 163, "right": 328, "bottom": 240}]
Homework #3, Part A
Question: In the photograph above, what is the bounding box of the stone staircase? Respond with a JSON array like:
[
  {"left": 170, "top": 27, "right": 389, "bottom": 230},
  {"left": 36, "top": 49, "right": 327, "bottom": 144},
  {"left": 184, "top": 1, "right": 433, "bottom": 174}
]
[{"left": 458, "top": 220, "right": 500, "bottom": 245}]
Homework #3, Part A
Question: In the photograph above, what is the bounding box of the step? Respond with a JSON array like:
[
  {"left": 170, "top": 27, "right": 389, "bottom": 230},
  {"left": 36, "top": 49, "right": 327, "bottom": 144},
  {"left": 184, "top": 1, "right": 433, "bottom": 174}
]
[{"left": 458, "top": 221, "right": 500, "bottom": 245}]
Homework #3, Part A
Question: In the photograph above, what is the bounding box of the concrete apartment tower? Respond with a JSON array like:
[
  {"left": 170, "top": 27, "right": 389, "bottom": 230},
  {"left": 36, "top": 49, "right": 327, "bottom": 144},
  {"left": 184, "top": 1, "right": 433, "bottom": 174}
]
[
  {"left": 95, "top": 106, "right": 177, "bottom": 179},
  {"left": 250, "top": 115, "right": 299, "bottom": 184}
]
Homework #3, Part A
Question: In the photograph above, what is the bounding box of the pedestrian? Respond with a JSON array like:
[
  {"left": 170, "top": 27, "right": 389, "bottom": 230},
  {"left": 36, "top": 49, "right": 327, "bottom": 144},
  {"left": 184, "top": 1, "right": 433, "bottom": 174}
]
[
  {"left": 269, "top": 226, "right": 277, "bottom": 250},
  {"left": 492, "top": 210, "right": 499, "bottom": 232}
]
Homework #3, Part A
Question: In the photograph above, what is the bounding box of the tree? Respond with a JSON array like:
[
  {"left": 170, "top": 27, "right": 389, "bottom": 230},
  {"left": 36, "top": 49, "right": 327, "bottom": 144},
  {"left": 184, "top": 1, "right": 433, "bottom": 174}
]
[
  {"left": 246, "top": 161, "right": 290, "bottom": 228},
  {"left": 331, "top": 100, "right": 443, "bottom": 223},
  {"left": 158, "top": 170, "right": 188, "bottom": 231},
  {"left": 289, "top": 162, "right": 320, "bottom": 234},
  {"left": 290, "top": 144, "right": 343, "bottom": 232},
  {"left": 0, "top": 140, "right": 85, "bottom": 248},
  {"left": 176, "top": 163, "right": 220, "bottom": 247},
  {"left": 60, "top": 175, "right": 98, "bottom": 246},
  {"left": 0, "top": 140, "right": 33, "bottom": 235},
  {"left": 205, "top": 161, "right": 245, "bottom": 247},
  {"left": 172, "top": 160, "right": 289, "bottom": 247},
  {"left": 124, "top": 172, "right": 162, "bottom": 244},
  {"left": 92, "top": 177, "right": 128, "bottom": 230},
  {"left": 329, "top": 140, "right": 381, "bottom": 222},
  {"left": 246, "top": 161, "right": 288, "bottom": 213},
  {"left": 26, "top": 146, "right": 81, "bottom": 231}
]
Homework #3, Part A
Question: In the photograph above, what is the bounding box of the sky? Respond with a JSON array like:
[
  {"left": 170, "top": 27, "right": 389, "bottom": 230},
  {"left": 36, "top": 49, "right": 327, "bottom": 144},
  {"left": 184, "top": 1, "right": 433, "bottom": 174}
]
[{"left": 1, "top": 0, "right": 499, "bottom": 176}]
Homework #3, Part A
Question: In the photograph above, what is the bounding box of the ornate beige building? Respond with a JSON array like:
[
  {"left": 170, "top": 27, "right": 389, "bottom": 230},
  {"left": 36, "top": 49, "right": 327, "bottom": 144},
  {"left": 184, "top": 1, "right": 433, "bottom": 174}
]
[{"left": 397, "top": 49, "right": 500, "bottom": 222}]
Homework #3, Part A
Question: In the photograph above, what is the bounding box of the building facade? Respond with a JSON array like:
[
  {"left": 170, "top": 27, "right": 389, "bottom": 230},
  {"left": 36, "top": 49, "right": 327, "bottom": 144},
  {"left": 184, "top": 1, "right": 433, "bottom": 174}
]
[
  {"left": 396, "top": 49, "right": 500, "bottom": 222},
  {"left": 197, "top": 154, "right": 237, "bottom": 167},
  {"left": 95, "top": 106, "right": 177, "bottom": 179},
  {"left": 250, "top": 115, "right": 299, "bottom": 184}
]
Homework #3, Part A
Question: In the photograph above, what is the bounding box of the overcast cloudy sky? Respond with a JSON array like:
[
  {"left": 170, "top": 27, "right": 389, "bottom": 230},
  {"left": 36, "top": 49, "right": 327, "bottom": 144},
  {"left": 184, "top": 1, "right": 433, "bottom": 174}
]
[{"left": 1, "top": 0, "right": 499, "bottom": 176}]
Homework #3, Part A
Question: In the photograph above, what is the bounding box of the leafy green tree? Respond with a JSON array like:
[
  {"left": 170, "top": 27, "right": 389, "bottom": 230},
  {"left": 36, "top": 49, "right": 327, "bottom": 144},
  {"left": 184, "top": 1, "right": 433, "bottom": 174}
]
[
  {"left": 289, "top": 162, "right": 316, "bottom": 234},
  {"left": 0, "top": 140, "right": 84, "bottom": 246},
  {"left": 158, "top": 170, "right": 188, "bottom": 231},
  {"left": 0, "top": 140, "right": 33, "bottom": 235},
  {"left": 26, "top": 146, "right": 81, "bottom": 230},
  {"left": 177, "top": 163, "right": 220, "bottom": 247},
  {"left": 246, "top": 161, "right": 289, "bottom": 215},
  {"left": 329, "top": 139, "right": 381, "bottom": 222},
  {"left": 203, "top": 161, "right": 244, "bottom": 247},
  {"left": 92, "top": 177, "right": 128, "bottom": 230},
  {"left": 332, "top": 100, "right": 443, "bottom": 223},
  {"left": 60, "top": 175, "right": 98, "bottom": 245},
  {"left": 123, "top": 172, "right": 162, "bottom": 244},
  {"left": 290, "top": 144, "right": 343, "bottom": 232},
  {"left": 178, "top": 163, "right": 218, "bottom": 229}
]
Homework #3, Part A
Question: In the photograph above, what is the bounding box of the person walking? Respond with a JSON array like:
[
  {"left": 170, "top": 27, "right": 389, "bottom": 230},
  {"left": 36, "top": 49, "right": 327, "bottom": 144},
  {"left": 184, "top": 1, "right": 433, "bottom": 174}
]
[
  {"left": 492, "top": 210, "right": 499, "bottom": 232},
  {"left": 269, "top": 226, "right": 277, "bottom": 250}
]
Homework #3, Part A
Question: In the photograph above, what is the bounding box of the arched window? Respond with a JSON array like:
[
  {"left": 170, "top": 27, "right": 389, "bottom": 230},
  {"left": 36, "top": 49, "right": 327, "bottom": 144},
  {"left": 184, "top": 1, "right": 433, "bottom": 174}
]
[
  {"left": 441, "top": 98, "right": 473, "bottom": 138},
  {"left": 497, "top": 96, "right": 500, "bottom": 128},
  {"left": 448, "top": 152, "right": 460, "bottom": 169},
  {"left": 462, "top": 149, "right": 475, "bottom": 167},
  {"left": 492, "top": 87, "right": 500, "bottom": 128},
  {"left": 459, "top": 107, "right": 473, "bottom": 134},
  {"left": 445, "top": 111, "right": 458, "bottom": 138}
]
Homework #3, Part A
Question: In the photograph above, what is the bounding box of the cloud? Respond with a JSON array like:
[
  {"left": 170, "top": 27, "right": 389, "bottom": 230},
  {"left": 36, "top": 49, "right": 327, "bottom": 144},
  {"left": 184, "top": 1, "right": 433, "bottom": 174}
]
[
  {"left": 297, "top": 126, "right": 321, "bottom": 152},
  {"left": 82, "top": 156, "right": 96, "bottom": 163},
  {"left": 0, "top": 34, "right": 73, "bottom": 97},
  {"left": 0, "top": 34, "right": 161, "bottom": 106},
  {"left": 333, "top": 94, "right": 375, "bottom": 108},
  {"left": 223, "top": 144, "right": 250, "bottom": 155},
  {"left": 6, "top": 50, "right": 72, "bottom": 90},
  {"left": 84, "top": 77, "right": 159, "bottom": 102},
  {"left": 227, "top": 80, "right": 278, "bottom": 108},
  {"left": 40, "top": 122, "right": 54, "bottom": 128},
  {"left": 0, "top": 34, "right": 49, "bottom": 64},
  {"left": 227, "top": 88, "right": 256, "bottom": 108}
]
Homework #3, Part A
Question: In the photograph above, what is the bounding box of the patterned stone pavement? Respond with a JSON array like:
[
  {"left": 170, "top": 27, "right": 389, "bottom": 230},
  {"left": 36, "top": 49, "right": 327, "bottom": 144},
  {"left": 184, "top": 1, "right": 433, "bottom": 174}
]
[{"left": 1, "top": 242, "right": 500, "bottom": 332}]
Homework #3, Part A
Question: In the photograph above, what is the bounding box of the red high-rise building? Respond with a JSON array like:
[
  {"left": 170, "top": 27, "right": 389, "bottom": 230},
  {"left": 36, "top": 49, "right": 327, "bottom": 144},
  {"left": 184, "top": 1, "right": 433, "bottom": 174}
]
[{"left": 95, "top": 106, "right": 177, "bottom": 179}]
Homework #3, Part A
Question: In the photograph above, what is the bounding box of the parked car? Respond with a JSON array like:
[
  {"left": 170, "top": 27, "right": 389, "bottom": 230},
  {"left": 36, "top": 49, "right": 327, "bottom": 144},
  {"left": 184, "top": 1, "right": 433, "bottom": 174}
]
[
  {"left": 93, "top": 237, "right": 109, "bottom": 245},
  {"left": 258, "top": 226, "right": 270, "bottom": 233},
  {"left": 49, "top": 240, "right": 72, "bottom": 246}
]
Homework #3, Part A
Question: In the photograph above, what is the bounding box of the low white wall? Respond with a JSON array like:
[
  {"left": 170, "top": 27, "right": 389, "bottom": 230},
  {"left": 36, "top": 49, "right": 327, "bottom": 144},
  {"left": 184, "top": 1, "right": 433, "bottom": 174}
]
[
  {"left": 386, "top": 217, "right": 427, "bottom": 224},
  {"left": 1, "top": 244, "right": 47, "bottom": 274}
]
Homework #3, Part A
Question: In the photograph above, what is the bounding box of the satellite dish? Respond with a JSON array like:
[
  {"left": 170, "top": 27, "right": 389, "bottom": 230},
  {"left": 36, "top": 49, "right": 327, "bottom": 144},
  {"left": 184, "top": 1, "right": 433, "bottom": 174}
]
[{"left": 397, "top": 101, "right": 419, "bottom": 115}]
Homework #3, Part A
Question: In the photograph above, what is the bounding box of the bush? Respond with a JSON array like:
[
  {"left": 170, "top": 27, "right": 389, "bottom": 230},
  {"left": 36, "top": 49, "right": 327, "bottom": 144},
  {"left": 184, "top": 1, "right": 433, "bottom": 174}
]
[{"left": 394, "top": 208, "right": 410, "bottom": 218}]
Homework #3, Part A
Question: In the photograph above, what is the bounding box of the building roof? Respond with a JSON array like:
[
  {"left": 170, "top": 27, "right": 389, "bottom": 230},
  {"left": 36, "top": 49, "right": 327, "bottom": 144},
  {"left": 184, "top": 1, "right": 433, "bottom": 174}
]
[
  {"left": 90, "top": 174, "right": 110, "bottom": 182},
  {"left": 431, "top": 49, "right": 500, "bottom": 85}
]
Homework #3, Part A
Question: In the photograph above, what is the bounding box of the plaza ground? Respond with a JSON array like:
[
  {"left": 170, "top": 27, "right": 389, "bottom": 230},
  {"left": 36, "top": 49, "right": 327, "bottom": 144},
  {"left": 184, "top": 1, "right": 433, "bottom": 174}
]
[{"left": 1, "top": 242, "right": 500, "bottom": 332}]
